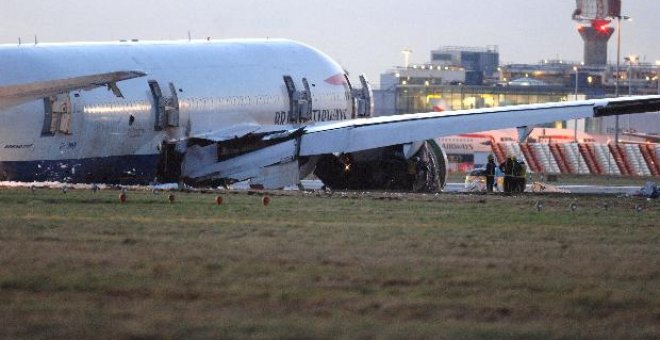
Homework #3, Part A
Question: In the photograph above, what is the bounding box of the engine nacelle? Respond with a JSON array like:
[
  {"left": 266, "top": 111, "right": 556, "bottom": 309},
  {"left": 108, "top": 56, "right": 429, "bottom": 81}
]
[{"left": 314, "top": 140, "right": 448, "bottom": 192}]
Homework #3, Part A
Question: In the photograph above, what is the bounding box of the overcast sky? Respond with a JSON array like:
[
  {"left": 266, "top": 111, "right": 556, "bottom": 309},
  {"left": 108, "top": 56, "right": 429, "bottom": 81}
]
[{"left": 1, "top": 1, "right": 658, "bottom": 86}]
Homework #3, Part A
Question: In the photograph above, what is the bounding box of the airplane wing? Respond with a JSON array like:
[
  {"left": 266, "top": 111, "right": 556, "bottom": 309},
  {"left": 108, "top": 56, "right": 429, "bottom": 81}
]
[
  {"left": 179, "top": 95, "right": 660, "bottom": 189},
  {"left": 0, "top": 70, "right": 146, "bottom": 110},
  {"left": 299, "top": 95, "right": 660, "bottom": 156}
]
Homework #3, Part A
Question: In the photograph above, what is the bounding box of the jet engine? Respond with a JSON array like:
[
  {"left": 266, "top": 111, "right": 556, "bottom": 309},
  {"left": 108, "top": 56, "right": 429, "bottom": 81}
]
[{"left": 313, "top": 140, "right": 448, "bottom": 192}]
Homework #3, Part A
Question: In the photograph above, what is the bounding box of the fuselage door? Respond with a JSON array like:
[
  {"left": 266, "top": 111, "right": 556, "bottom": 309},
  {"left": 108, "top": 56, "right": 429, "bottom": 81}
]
[
  {"left": 148, "top": 80, "right": 180, "bottom": 131},
  {"left": 41, "top": 93, "right": 72, "bottom": 135},
  {"left": 283, "top": 76, "right": 313, "bottom": 124}
]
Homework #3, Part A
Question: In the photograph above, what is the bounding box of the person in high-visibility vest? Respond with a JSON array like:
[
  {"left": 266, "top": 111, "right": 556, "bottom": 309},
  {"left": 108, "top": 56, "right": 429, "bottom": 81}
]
[
  {"left": 500, "top": 156, "right": 515, "bottom": 193},
  {"left": 511, "top": 157, "right": 522, "bottom": 193},
  {"left": 494, "top": 164, "right": 504, "bottom": 192},
  {"left": 485, "top": 154, "right": 496, "bottom": 192}
]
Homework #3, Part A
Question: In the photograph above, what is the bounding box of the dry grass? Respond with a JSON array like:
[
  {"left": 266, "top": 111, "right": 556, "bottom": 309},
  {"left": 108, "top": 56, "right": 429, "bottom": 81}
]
[{"left": 0, "top": 188, "right": 658, "bottom": 339}]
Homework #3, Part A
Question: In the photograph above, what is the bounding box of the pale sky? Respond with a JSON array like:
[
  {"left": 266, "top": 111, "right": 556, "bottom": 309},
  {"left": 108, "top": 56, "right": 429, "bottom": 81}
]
[{"left": 1, "top": 1, "right": 658, "bottom": 86}]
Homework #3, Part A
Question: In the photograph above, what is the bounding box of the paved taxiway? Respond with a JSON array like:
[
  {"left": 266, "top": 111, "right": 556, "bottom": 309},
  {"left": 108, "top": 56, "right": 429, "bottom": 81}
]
[
  {"left": 298, "top": 180, "right": 643, "bottom": 195},
  {"left": 0, "top": 180, "right": 648, "bottom": 195}
]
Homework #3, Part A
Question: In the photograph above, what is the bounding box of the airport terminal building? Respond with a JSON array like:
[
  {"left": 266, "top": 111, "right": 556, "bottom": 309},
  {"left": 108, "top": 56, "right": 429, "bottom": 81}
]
[{"left": 374, "top": 46, "right": 660, "bottom": 135}]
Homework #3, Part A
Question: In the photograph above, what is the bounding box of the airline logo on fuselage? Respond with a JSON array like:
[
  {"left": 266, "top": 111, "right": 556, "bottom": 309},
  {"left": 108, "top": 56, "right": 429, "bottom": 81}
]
[{"left": 274, "top": 109, "right": 348, "bottom": 125}]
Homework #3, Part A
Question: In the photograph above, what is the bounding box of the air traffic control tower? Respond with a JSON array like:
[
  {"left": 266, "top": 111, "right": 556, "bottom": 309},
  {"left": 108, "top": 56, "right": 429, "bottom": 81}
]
[{"left": 572, "top": 0, "right": 621, "bottom": 65}]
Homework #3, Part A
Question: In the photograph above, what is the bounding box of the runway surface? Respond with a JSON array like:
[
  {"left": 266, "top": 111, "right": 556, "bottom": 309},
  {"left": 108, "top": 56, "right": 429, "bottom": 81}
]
[
  {"left": 0, "top": 180, "right": 649, "bottom": 195},
  {"left": 297, "top": 180, "right": 644, "bottom": 195},
  {"left": 442, "top": 182, "right": 642, "bottom": 194}
]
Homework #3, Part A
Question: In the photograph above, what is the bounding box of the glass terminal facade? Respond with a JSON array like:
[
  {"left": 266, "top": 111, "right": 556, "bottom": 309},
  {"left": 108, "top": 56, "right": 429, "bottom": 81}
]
[
  {"left": 395, "top": 85, "right": 569, "bottom": 113},
  {"left": 375, "top": 46, "right": 660, "bottom": 134}
]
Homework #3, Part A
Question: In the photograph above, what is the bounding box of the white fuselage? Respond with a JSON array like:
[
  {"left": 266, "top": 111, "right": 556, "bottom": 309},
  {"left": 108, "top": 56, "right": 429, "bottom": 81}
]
[{"left": 0, "top": 39, "right": 352, "bottom": 183}]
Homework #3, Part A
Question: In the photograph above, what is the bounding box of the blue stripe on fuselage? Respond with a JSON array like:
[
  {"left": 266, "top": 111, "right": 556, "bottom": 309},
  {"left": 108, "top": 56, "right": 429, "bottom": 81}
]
[{"left": 0, "top": 154, "right": 160, "bottom": 185}]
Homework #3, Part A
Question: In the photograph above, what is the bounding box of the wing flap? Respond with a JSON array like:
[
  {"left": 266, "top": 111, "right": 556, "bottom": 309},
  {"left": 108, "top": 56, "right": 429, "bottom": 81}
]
[{"left": 0, "top": 70, "right": 146, "bottom": 110}]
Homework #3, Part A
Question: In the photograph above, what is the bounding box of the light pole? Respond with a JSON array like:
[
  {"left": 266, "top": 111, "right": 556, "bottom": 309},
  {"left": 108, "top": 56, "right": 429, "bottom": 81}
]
[
  {"left": 573, "top": 66, "right": 579, "bottom": 143},
  {"left": 613, "top": 15, "right": 631, "bottom": 145},
  {"left": 626, "top": 55, "right": 638, "bottom": 96},
  {"left": 657, "top": 76, "right": 660, "bottom": 127},
  {"left": 627, "top": 58, "right": 632, "bottom": 95},
  {"left": 573, "top": 65, "right": 582, "bottom": 173},
  {"left": 653, "top": 75, "right": 660, "bottom": 125},
  {"left": 573, "top": 66, "right": 579, "bottom": 100},
  {"left": 625, "top": 55, "right": 638, "bottom": 132}
]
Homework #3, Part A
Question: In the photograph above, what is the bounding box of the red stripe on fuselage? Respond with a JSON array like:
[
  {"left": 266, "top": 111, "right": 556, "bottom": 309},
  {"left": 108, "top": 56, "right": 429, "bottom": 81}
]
[{"left": 324, "top": 73, "right": 347, "bottom": 86}]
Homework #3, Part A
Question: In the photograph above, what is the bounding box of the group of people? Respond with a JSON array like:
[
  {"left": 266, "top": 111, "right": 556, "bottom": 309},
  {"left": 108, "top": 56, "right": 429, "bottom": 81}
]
[{"left": 485, "top": 154, "right": 527, "bottom": 193}]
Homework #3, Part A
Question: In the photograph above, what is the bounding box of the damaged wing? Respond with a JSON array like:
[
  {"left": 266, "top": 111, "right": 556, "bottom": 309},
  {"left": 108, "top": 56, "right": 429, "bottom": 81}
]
[
  {"left": 182, "top": 129, "right": 304, "bottom": 188},
  {"left": 299, "top": 95, "right": 660, "bottom": 156},
  {"left": 0, "top": 70, "right": 146, "bottom": 110},
  {"left": 188, "top": 123, "right": 264, "bottom": 143}
]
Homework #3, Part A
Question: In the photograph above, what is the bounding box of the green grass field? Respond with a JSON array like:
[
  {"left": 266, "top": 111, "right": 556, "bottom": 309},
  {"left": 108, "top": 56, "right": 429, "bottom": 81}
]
[{"left": 0, "top": 188, "right": 658, "bottom": 339}]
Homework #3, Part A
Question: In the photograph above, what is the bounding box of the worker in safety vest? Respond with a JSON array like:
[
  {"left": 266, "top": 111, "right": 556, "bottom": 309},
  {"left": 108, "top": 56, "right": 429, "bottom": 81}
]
[
  {"left": 500, "top": 156, "right": 513, "bottom": 193},
  {"left": 500, "top": 156, "right": 516, "bottom": 193},
  {"left": 511, "top": 157, "right": 522, "bottom": 193},
  {"left": 494, "top": 164, "right": 504, "bottom": 192},
  {"left": 499, "top": 156, "right": 506, "bottom": 193},
  {"left": 485, "top": 154, "right": 496, "bottom": 192}
]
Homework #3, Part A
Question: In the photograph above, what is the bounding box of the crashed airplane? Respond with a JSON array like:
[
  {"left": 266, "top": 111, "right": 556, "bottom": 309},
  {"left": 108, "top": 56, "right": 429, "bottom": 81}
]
[{"left": 1, "top": 39, "right": 659, "bottom": 191}]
